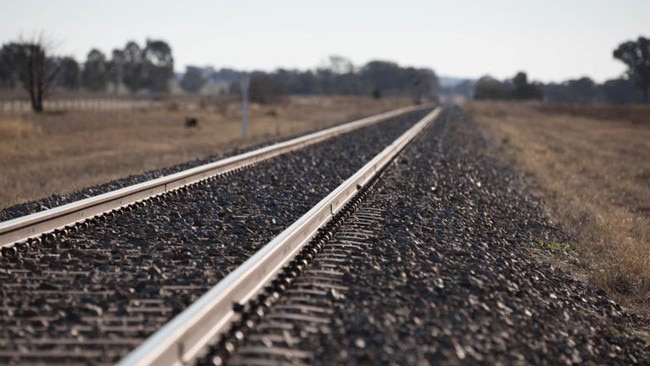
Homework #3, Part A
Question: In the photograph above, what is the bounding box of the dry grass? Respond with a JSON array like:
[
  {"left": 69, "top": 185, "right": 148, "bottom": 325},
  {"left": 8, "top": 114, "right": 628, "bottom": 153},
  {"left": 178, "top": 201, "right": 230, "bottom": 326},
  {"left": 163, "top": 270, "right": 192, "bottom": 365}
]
[
  {"left": 0, "top": 95, "right": 409, "bottom": 209},
  {"left": 0, "top": 117, "right": 41, "bottom": 139},
  {"left": 468, "top": 101, "right": 650, "bottom": 314}
]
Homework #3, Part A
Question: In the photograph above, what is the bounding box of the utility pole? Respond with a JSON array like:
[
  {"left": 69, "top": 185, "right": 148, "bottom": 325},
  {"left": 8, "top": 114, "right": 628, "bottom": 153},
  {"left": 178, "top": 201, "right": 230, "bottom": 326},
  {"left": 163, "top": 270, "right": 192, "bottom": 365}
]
[{"left": 240, "top": 75, "right": 250, "bottom": 140}]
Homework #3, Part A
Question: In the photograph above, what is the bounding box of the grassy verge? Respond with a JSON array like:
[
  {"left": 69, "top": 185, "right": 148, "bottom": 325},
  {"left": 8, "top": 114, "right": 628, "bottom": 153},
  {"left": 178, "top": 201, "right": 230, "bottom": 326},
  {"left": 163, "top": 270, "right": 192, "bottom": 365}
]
[
  {"left": 468, "top": 101, "right": 650, "bottom": 315},
  {"left": 0, "top": 95, "right": 409, "bottom": 209}
]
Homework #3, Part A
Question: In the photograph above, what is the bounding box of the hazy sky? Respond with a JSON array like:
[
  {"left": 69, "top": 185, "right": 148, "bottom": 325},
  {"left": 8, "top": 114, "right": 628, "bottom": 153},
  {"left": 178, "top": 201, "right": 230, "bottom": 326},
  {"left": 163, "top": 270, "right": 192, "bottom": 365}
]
[{"left": 1, "top": 0, "right": 648, "bottom": 82}]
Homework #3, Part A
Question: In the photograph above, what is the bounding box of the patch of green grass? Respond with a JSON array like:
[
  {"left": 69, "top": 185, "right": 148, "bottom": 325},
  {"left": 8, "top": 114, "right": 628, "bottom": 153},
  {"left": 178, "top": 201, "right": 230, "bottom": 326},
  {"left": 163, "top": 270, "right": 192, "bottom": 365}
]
[{"left": 537, "top": 240, "right": 571, "bottom": 254}]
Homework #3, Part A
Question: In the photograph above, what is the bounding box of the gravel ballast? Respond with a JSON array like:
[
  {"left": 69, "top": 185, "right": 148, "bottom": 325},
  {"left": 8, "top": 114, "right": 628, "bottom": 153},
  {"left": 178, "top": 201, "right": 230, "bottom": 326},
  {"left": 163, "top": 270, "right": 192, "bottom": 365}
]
[
  {"left": 223, "top": 106, "right": 649, "bottom": 365},
  {"left": 0, "top": 109, "right": 429, "bottom": 364}
]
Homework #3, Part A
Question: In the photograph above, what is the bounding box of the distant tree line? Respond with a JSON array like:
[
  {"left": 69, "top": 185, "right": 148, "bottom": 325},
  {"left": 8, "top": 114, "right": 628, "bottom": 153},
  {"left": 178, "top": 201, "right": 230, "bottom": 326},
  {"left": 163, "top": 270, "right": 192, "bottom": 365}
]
[
  {"left": 182, "top": 56, "right": 440, "bottom": 104},
  {"left": 544, "top": 77, "right": 644, "bottom": 104},
  {"left": 0, "top": 37, "right": 175, "bottom": 111},
  {"left": 473, "top": 72, "right": 543, "bottom": 101},
  {"left": 1, "top": 40, "right": 438, "bottom": 111},
  {"left": 469, "top": 73, "right": 645, "bottom": 104},
  {"left": 64, "top": 39, "right": 175, "bottom": 94},
  {"left": 4, "top": 33, "right": 646, "bottom": 112},
  {"left": 470, "top": 36, "right": 650, "bottom": 104}
]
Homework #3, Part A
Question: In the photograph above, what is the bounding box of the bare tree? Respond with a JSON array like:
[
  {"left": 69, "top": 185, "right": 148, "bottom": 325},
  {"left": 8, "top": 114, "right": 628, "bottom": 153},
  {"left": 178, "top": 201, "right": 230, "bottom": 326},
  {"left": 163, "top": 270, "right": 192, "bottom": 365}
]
[
  {"left": 10, "top": 34, "right": 58, "bottom": 113},
  {"left": 321, "top": 55, "right": 354, "bottom": 75}
]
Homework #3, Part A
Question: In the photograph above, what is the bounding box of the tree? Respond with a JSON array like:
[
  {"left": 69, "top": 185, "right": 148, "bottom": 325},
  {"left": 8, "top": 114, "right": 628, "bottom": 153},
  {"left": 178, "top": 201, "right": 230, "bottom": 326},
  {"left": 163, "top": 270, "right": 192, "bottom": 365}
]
[
  {"left": 9, "top": 36, "right": 58, "bottom": 113},
  {"left": 613, "top": 36, "right": 650, "bottom": 103},
  {"left": 249, "top": 72, "right": 285, "bottom": 104},
  {"left": 542, "top": 77, "right": 597, "bottom": 103},
  {"left": 55, "top": 56, "right": 80, "bottom": 90},
  {"left": 408, "top": 67, "right": 439, "bottom": 103},
  {"left": 513, "top": 72, "right": 528, "bottom": 93},
  {"left": 321, "top": 55, "right": 354, "bottom": 75},
  {"left": 107, "top": 49, "right": 125, "bottom": 93},
  {"left": 511, "top": 72, "right": 543, "bottom": 100},
  {"left": 0, "top": 44, "right": 18, "bottom": 88},
  {"left": 600, "top": 78, "right": 643, "bottom": 104},
  {"left": 315, "top": 68, "right": 335, "bottom": 94},
  {"left": 277, "top": 69, "right": 320, "bottom": 94},
  {"left": 474, "top": 76, "right": 510, "bottom": 100},
  {"left": 361, "top": 60, "right": 406, "bottom": 96},
  {"left": 122, "top": 41, "right": 144, "bottom": 94},
  {"left": 472, "top": 72, "right": 542, "bottom": 101},
  {"left": 82, "top": 49, "right": 108, "bottom": 91},
  {"left": 143, "top": 39, "right": 174, "bottom": 93},
  {"left": 566, "top": 77, "right": 597, "bottom": 103},
  {"left": 180, "top": 66, "right": 207, "bottom": 93}
]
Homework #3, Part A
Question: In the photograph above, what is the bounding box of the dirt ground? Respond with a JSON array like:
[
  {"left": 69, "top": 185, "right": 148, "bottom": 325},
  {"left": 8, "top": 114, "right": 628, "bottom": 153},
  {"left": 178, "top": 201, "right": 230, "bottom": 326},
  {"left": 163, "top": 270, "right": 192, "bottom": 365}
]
[
  {"left": 0, "top": 96, "right": 409, "bottom": 209},
  {"left": 468, "top": 101, "right": 650, "bottom": 315}
]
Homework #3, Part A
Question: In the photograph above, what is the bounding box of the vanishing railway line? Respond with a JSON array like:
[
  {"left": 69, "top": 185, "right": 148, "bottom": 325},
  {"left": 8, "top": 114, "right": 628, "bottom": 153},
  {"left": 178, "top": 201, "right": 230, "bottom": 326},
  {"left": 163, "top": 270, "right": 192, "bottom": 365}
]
[
  {"left": 2, "top": 105, "right": 647, "bottom": 365},
  {"left": 0, "top": 105, "right": 438, "bottom": 365}
]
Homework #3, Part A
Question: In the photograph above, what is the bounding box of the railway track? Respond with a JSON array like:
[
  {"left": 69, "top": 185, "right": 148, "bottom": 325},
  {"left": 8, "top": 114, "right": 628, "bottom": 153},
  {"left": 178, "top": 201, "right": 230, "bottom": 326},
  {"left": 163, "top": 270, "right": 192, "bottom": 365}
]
[
  {"left": 2, "top": 105, "right": 648, "bottom": 365},
  {"left": 120, "top": 107, "right": 441, "bottom": 366},
  {"left": 0, "top": 105, "right": 437, "bottom": 365},
  {"left": 207, "top": 205, "right": 386, "bottom": 366}
]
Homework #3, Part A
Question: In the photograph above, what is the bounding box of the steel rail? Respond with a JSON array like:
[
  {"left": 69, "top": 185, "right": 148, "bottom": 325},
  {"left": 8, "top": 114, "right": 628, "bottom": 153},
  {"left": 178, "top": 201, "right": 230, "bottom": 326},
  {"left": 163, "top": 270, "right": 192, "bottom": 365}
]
[
  {"left": 0, "top": 104, "right": 430, "bottom": 248},
  {"left": 118, "top": 107, "right": 441, "bottom": 366}
]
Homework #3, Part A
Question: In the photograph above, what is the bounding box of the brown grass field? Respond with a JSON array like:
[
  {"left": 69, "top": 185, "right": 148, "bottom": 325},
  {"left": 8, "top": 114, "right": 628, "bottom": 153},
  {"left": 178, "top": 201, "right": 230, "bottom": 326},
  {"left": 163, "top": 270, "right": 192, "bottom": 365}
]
[
  {"left": 0, "top": 96, "right": 409, "bottom": 209},
  {"left": 469, "top": 101, "right": 650, "bottom": 315}
]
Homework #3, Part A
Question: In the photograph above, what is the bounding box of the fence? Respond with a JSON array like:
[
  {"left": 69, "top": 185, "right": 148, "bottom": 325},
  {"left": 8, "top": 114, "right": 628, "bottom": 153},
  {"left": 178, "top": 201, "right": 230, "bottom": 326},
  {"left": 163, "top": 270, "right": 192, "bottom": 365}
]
[
  {"left": 0, "top": 98, "right": 165, "bottom": 113},
  {"left": 0, "top": 97, "right": 223, "bottom": 114}
]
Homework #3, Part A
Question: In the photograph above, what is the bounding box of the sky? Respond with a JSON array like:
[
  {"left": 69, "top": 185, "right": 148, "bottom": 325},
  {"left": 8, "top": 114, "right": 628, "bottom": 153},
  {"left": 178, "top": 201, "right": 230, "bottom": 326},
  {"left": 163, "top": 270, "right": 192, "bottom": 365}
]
[{"left": 1, "top": 0, "right": 648, "bottom": 83}]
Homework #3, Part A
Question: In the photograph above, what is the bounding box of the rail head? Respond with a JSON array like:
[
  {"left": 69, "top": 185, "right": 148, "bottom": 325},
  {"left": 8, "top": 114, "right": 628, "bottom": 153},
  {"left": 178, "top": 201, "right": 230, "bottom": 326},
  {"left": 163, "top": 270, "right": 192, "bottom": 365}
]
[
  {"left": 0, "top": 104, "right": 432, "bottom": 248},
  {"left": 118, "top": 107, "right": 441, "bottom": 366}
]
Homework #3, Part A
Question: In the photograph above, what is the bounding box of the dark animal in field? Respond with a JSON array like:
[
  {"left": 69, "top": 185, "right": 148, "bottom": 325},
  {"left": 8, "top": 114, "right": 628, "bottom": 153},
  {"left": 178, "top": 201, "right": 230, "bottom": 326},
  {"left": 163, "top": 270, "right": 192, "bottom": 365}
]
[{"left": 185, "top": 117, "right": 198, "bottom": 128}]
